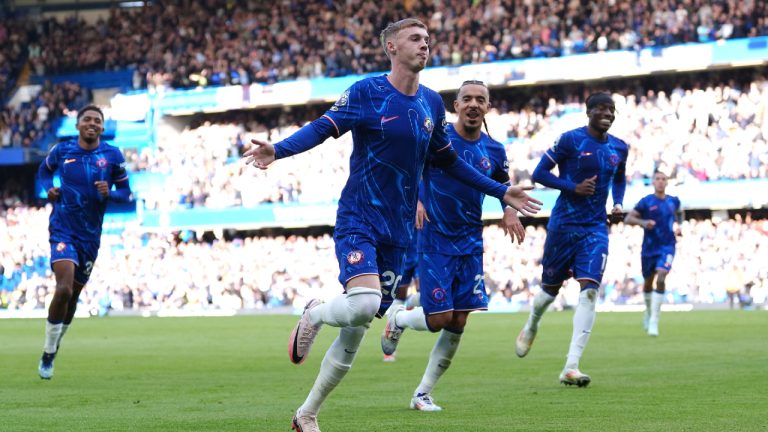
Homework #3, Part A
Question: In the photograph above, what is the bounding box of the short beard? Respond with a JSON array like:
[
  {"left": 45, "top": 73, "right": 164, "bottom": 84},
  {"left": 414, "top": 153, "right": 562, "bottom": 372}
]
[
  {"left": 81, "top": 135, "right": 99, "bottom": 145},
  {"left": 463, "top": 123, "right": 481, "bottom": 134}
]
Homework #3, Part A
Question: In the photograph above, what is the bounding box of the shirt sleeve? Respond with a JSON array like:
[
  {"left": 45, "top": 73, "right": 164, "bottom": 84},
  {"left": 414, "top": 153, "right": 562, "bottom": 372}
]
[
  {"left": 275, "top": 83, "right": 363, "bottom": 159},
  {"left": 489, "top": 140, "right": 510, "bottom": 210},
  {"left": 112, "top": 149, "right": 129, "bottom": 183},
  {"left": 634, "top": 196, "right": 648, "bottom": 217},
  {"left": 489, "top": 140, "right": 510, "bottom": 183},
  {"left": 322, "top": 83, "right": 364, "bottom": 138},
  {"left": 427, "top": 95, "right": 452, "bottom": 155},
  {"left": 532, "top": 134, "right": 577, "bottom": 192},
  {"left": 611, "top": 160, "right": 627, "bottom": 207},
  {"left": 38, "top": 144, "right": 59, "bottom": 191},
  {"left": 545, "top": 132, "right": 573, "bottom": 165},
  {"left": 44, "top": 143, "right": 60, "bottom": 171}
]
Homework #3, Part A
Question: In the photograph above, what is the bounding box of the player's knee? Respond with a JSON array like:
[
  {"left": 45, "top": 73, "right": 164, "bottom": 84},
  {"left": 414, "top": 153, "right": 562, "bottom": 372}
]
[
  {"left": 542, "top": 284, "right": 561, "bottom": 297},
  {"left": 54, "top": 282, "right": 74, "bottom": 300},
  {"left": 394, "top": 285, "right": 409, "bottom": 300},
  {"left": 426, "top": 312, "right": 453, "bottom": 332},
  {"left": 346, "top": 288, "right": 382, "bottom": 327},
  {"left": 450, "top": 313, "right": 468, "bottom": 331}
]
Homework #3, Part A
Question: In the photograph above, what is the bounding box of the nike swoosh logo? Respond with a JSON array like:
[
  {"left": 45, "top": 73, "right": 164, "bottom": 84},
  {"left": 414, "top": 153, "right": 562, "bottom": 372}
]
[
  {"left": 381, "top": 115, "right": 399, "bottom": 124},
  {"left": 64, "top": 159, "right": 77, "bottom": 164},
  {"left": 344, "top": 349, "right": 357, "bottom": 354}
]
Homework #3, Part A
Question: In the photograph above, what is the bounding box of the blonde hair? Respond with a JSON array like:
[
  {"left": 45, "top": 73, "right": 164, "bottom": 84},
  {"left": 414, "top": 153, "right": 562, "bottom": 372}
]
[{"left": 379, "top": 18, "right": 428, "bottom": 59}]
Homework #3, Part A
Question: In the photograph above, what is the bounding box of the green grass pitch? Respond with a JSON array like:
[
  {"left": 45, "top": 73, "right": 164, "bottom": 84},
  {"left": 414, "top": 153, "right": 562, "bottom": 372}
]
[{"left": 1, "top": 311, "right": 765, "bottom": 431}]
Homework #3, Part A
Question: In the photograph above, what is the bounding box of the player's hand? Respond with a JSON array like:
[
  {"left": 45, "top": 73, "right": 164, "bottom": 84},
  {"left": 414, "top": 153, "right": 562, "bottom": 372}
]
[
  {"left": 644, "top": 219, "right": 657, "bottom": 230},
  {"left": 47, "top": 187, "right": 60, "bottom": 202},
  {"left": 501, "top": 207, "right": 525, "bottom": 244},
  {"left": 574, "top": 175, "right": 597, "bottom": 196},
  {"left": 94, "top": 181, "right": 109, "bottom": 199},
  {"left": 608, "top": 203, "right": 624, "bottom": 224},
  {"left": 415, "top": 200, "right": 430, "bottom": 229},
  {"left": 503, "top": 185, "right": 542, "bottom": 217},
  {"left": 243, "top": 139, "right": 276, "bottom": 169}
]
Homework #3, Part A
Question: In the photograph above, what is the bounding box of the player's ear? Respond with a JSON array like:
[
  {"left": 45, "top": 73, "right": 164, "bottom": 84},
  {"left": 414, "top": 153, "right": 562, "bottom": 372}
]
[
  {"left": 387, "top": 40, "right": 396, "bottom": 56},
  {"left": 453, "top": 100, "right": 459, "bottom": 112}
]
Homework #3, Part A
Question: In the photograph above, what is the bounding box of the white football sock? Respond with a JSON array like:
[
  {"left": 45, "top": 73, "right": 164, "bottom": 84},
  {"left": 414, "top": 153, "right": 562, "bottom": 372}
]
[
  {"left": 298, "top": 325, "right": 367, "bottom": 416},
  {"left": 309, "top": 287, "right": 381, "bottom": 328},
  {"left": 58, "top": 324, "right": 70, "bottom": 347},
  {"left": 390, "top": 297, "right": 405, "bottom": 312},
  {"left": 414, "top": 329, "right": 462, "bottom": 396},
  {"left": 526, "top": 290, "right": 556, "bottom": 332},
  {"left": 394, "top": 307, "right": 430, "bottom": 331},
  {"left": 44, "top": 321, "right": 63, "bottom": 354},
  {"left": 565, "top": 289, "right": 597, "bottom": 370},
  {"left": 644, "top": 292, "right": 652, "bottom": 314},
  {"left": 650, "top": 292, "right": 664, "bottom": 325}
]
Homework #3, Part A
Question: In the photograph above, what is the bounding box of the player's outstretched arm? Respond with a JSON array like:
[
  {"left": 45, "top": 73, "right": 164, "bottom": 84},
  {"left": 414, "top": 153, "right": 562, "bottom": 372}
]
[
  {"left": 243, "top": 116, "right": 339, "bottom": 169},
  {"left": 37, "top": 158, "right": 59, "bottom": 201},
  {"left": 502, "top": 185, "right": 542, "bottom": 217},
  {"left": 243, "top": 139, "right": 276, "bottom": 170},
  {"left": 531, "top": 156, "right": 578, "bottom": 193}
]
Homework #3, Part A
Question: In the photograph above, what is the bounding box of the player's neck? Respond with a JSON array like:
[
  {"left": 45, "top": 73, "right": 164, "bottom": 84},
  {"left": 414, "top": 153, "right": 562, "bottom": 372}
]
[
  {"left": 78, "top": 137, "right": 100, "bottom": 150},
  {"left": 586, "top": 126, "right": 608, "bottom": 141},
  {"left": 454, "top": 123, "right": 481, "bottom": 141},
  {"left": 387, "top": 67, "right": 420, "bottom": 96},
  {"left": 654, "top": 191, "right": 666, "bottom": 199}
]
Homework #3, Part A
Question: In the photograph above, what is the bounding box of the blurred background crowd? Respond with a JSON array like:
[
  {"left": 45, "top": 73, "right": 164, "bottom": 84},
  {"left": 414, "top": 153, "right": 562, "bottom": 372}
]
[
  {"left": 129, "top": 72, "right": 768, "bottom": 211},
  {"left": 2, "top": 0, "right": 765, "bottom": 89},
  {"left": 2, "top": 204, "right": 766, "bottom": 314}
]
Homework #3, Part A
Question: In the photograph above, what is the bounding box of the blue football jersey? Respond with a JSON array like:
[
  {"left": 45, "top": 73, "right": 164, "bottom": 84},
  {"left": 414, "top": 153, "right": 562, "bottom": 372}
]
[
  {"left": 418, "top": 124, "right": 508, "bottom": 255},
  {"left": 322, "top": 75, "right": 452, "bottom": 247},
  {"left": 42, "top": 139, "right": 129, "bottom": 244},
  {"left": 634, "top": 194, "right": 681, "bottom": 256},
  {"left": 545, "top": 126, "right": 628, "bottom": 232}
]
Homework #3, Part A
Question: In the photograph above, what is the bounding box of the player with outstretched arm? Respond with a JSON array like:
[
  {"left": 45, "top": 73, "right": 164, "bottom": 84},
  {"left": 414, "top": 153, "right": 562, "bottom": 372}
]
[
  {"left": 380, "top": 80, "right": 526, "bottom": 411},
  {"left": 243, "top": 18, "right": 541, "bottom": 432}
]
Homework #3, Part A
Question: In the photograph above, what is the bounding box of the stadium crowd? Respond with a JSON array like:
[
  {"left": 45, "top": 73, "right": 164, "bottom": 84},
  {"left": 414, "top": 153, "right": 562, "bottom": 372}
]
[
  {"left": 1, "top": 80, "right": 91, "bottom": 149},
  {"left": 2, "top": 204, "right": 766, "bottom": 314},
  {"left": 0, "top": 0, "right": 764, "bottom": 90},
  {"left": 131, "top": 76, "right": 768, "bottom": 210}
]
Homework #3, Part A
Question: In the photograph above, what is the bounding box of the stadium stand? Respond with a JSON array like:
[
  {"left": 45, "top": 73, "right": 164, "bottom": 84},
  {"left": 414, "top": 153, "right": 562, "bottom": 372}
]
[
  {"left": 2, "top": 205, "right": 766, "bottom": 314},
  {"left": 129, "top": 71, "right": 768, "bottom": 210},
  {"left": 0, "top": 0, "right": 764, "bottom": 90}
]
